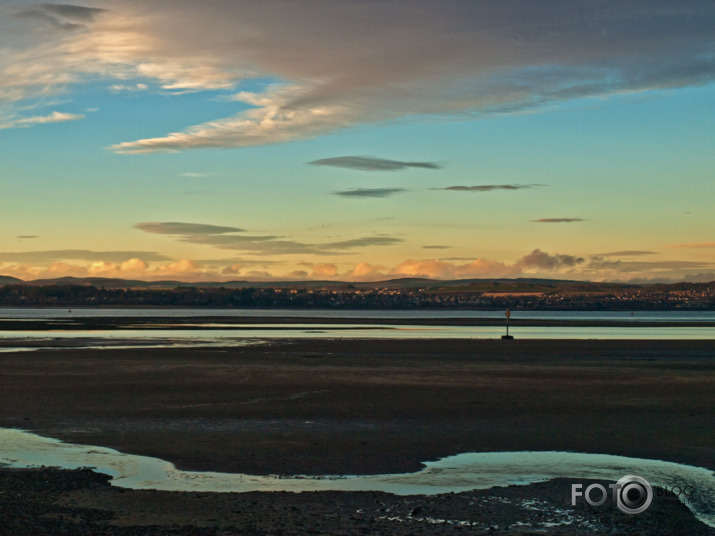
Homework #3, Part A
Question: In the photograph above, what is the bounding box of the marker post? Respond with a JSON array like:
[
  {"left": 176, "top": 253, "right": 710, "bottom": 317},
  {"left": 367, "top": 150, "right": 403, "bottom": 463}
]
[{"left": 501, "top": 308, "right": 514, "bottom": 340}]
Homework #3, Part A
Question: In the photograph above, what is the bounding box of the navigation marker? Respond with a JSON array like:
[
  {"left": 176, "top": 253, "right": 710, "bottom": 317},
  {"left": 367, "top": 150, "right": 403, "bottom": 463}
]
[{"left": 502, "top": 308, "right": 514, "bottom": 340}]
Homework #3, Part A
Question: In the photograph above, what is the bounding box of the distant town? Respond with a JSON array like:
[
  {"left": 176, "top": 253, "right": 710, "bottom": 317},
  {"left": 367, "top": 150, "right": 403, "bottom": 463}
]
[{"left": 0, "top": 276, "right": 714, "bottom": 310}]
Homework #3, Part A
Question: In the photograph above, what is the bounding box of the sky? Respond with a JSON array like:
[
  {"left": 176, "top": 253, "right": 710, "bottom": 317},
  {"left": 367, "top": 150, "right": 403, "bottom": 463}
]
[{"left": 1, "top": 0, "right": 714, "bottom": 283}]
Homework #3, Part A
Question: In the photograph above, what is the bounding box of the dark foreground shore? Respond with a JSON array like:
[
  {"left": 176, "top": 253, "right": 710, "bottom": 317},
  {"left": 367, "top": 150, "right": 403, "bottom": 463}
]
[
  {"left": 2, "top": 467, "right": 712, "bottom": 535},
  {"left": 1, "top": 338, "right": 713, "bottom": 534}
]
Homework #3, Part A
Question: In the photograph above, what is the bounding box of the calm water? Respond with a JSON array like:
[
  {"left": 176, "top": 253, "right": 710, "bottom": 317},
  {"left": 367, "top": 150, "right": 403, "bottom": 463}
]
[
  {"left": 2, "top": 307, "right": 715, "bottom": 322},
  {"left": 2, "top": 325, "right": 715, "bottom": 345},
  {"left": 1, "top": 308, "right": 715, "bottom": 344}
]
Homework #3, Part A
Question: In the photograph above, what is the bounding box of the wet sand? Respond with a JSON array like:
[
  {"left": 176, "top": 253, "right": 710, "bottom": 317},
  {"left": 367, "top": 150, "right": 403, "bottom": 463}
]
[
  {"left": 0, "top": 337, "right": 713, "bottom": 534},
  {"left": 1, "top": 338, "right": 712, "bottom": 474}
]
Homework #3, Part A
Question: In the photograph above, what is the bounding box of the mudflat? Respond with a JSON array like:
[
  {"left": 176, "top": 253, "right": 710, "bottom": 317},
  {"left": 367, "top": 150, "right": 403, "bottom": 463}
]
[
  {"left": 1, "top": 338, "right": 712, "bottom": 474},
  {"left": 0, "top": 338, "right": 713, "bottom": 534}
]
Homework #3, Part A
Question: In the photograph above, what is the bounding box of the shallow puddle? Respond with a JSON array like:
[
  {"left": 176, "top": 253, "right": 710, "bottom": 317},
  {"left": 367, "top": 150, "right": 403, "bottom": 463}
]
[{"left": 0, "top": 428, "right": 712, "bottom": 527}]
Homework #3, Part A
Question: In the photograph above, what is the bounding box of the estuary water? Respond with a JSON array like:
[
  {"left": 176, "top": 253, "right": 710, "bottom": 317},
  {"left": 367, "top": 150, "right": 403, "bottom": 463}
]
[
  {"left": 1, "top": 308, "right": 715, "bottom": 345},
  {"left": 3, "top": 325, "right": 715, "bottom": 345},
  {"left": 2, "top": 307, "right": 715, "bottom": 322},
  {"left": 0, "top": 428, "right": 713, "bottom": 527}
]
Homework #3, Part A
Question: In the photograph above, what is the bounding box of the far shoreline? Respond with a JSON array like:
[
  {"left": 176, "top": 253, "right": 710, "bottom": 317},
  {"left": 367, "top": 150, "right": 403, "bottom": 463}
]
[{"left": 2, "top": 312, "right": 715, "bottom": 332}]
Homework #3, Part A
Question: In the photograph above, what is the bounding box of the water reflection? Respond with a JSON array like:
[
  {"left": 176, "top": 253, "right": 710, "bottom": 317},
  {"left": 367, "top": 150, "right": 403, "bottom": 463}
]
[{"left": 2, "top": 324, "right": 715, "bottom": 348}]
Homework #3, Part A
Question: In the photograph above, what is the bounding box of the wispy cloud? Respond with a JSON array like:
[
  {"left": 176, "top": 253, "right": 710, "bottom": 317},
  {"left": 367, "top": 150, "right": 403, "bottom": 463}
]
[
  {"left": 0, "top": 250, "right": 170, "bottom": 263},
  {"left": 135, "top": 220, "right": 402, "bottom": 256},
  {"left": 310, "top": 156, "right": 440, "bottom": 172},
  {"left": 0, "top": 111, "right": 84, "bottom": 130},
  {"left": 109, "top": 83, "right": 148, "bottom": 92},
  {"left": 181, "top": 235, "right": 404, "bottom": 256},
  {"left": 13, "top": 4, "right": 107, "bottom": 32},
  {"left": 532, "top": 218, "right": 584, "bottom": 223},
  {"left": 324, "top": 237, "right": 403, "bottom": 249},
  {"left": 134, "top": 222, "right": 244, "bottom": 235},
  {"left": 586, "top": 258, "right": 713, "bottom": 273},
  {"left": 423, "top": 245, "right": 451, "bottom": 250},
  {"left": 334, "top": 188, "right": 408, "bottom": 198},
  {"left": 598, "top": 250, "right": 656, "bottom": 256},
  {"left": 3, "top": 2, "right": 712, "bottom": 152},
  {"left": 111, "top": 85, "right": 334, "bottom": 153},
  {"left": 434, "top": 184, "right": 541, "bottom": 192},
  {"left": 180, "top": 172, "right": 213, "bottom": 178},
  {"left": 666, "top": 241, "right": 715, "bottom": 249},
  {"left": 16, "top": 235, "right": 38, "bottom": 239},
  {"left": 199, "top": 237, "right": 404, "bottom": 256}
]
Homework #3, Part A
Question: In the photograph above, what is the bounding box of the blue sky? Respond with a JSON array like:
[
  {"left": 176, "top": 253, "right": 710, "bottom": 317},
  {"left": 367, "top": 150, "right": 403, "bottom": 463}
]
[{"left": 1, "top": 1, "right": 714, "bottom": 282}]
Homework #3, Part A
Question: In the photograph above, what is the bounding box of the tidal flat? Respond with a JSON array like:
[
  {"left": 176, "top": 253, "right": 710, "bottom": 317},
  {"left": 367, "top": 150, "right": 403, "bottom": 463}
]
[{"left": 0, "top": 337, "right": 713, "bottom": 534}]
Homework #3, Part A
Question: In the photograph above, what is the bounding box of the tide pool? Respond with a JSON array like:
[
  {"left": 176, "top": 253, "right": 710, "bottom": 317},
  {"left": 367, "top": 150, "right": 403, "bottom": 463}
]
[{"left": 0, "top": 428, "right": 712, "bottom": 527}]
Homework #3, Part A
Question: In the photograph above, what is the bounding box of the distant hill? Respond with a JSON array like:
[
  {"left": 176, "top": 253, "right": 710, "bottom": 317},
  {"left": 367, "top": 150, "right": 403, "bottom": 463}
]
[
  {"left": 1, "top": 274, "right": 711, "bottom": 292},
  {"left": 23, "top": 277, "right": 167, "bottom": 288},
  {"left": 0, "top": 275, "right": 589, "bottom": 290},
  {"left": 0, "top": 275, "right": 361, "bottom": 290},
  {"left": 0, "top": 275, "right": 23, "bottom": 285}
]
